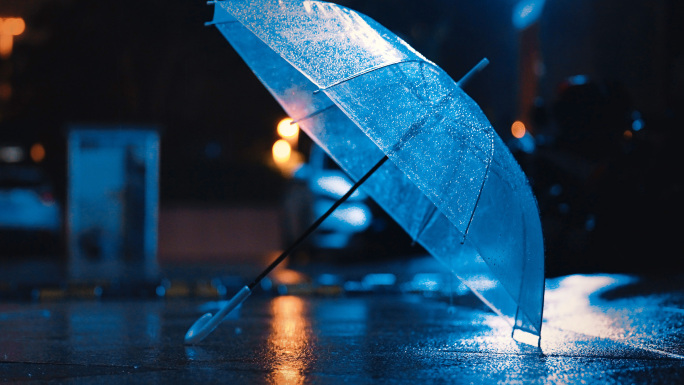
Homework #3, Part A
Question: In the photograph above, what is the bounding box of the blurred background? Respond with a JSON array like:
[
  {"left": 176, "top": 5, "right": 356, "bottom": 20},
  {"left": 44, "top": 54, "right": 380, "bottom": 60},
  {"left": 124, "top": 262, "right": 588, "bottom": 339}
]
[{"left": 0, "top": 0, "right": 682, "bottom": 291}]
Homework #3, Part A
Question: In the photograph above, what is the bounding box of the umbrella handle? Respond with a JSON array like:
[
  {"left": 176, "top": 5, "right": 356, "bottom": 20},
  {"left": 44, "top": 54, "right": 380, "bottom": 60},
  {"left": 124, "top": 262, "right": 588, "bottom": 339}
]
[
  {"left": 184, "top": 285, "right": 252, "bottom": 344},
  {"left": 182, "top": 155, "right": 389, "bottom": 344}
]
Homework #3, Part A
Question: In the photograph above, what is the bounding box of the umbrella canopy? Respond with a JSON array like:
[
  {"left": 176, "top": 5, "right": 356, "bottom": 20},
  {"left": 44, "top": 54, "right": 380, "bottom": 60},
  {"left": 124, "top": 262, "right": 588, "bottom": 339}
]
[{"left": 208, "top": 0, "right": 545, "bottom": 340}]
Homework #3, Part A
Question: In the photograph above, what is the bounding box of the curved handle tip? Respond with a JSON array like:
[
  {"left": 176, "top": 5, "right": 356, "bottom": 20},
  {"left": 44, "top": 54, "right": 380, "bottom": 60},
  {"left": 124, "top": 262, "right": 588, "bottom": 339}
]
[
  {"left": 183, "top": 285, "right": 252, "bottom": 345},
  {"left": 184, "top": 312, "right": 213, "bottom": 344}
]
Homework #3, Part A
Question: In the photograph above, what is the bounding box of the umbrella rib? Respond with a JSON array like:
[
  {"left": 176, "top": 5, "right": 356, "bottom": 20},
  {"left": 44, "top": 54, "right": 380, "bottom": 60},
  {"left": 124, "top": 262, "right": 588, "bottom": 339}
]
[
  {"left": 408, "top": 58, "right": 491, "bottom": 244},
  {"left": 291, "top": 104, "right": 337, "bottom": 125},
  {"left": 411, "top": 205, "right": 438, "bottom": 246},
  {"left": 314, "top": 59, "right": 425, "bottom": 93},
  {"left": 461, "top": 139, "right": 494, "bottom": 243}
]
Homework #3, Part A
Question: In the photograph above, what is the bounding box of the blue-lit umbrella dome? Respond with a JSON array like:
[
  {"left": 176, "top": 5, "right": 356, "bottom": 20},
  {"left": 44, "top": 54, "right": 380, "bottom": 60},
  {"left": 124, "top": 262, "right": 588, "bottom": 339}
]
[{"left": 208, "top": 0, "right": 544, "bottom": 341}]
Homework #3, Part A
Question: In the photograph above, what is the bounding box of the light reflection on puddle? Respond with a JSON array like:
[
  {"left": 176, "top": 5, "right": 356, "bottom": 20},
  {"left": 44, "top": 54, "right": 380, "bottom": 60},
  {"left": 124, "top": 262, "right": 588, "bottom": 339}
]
[
  {"left": 267, "top": 296, "right": 313, "bottom": 385},
  {"left": 543, "top": 274, "right": 636, "bottom": 340}
]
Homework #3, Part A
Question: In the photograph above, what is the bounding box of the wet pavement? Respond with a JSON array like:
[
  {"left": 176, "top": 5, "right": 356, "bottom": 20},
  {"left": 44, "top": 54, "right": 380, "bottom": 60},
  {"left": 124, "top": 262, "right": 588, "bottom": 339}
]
[{"left": 0, "top": 259, "right": 683, "bottom": 384}]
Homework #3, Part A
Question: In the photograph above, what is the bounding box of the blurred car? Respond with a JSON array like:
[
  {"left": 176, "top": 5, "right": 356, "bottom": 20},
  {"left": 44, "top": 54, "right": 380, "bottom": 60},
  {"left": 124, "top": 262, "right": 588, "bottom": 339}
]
[
  {"left": 281, "top": 144, "right": 424, "bottom": 264},
  {"left": 0, "top": 148, "right": 62, "bottom": 256}
]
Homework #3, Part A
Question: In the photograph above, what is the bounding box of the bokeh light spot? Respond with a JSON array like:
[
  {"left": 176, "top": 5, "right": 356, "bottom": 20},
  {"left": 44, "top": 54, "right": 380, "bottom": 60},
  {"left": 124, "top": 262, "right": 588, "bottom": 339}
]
[
  {"left": 511, "top": 120, "right": 526, "bottom": 139},
  {"left": 277, "top": 118, "right": 299, "bottom": 139},
  {"left": 272, "top": 139, "right": 292, "bottom": 164}
]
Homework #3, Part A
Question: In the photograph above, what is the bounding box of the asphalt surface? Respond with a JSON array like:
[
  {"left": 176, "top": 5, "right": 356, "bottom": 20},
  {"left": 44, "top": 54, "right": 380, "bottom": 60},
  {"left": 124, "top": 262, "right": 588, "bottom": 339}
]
[{"left": 0, "top": 257, "right": 682, "bottom": 384}]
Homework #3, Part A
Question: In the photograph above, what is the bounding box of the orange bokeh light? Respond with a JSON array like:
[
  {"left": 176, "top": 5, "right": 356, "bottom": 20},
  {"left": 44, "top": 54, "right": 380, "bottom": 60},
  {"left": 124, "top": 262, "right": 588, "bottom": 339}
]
[
  {"left": 0, "top": 17, "right": 25, "bottom": 58},
  {"left": 277, "top": 118, "right": 299, "bottom": 139},
  {"left": 0, "top": 18, "right": 25, "bottom": 35},
  {"left": 30, "top": 143, "right": 46, "bottom": 163},
  {"left": 511, "top": 120, "right": 526, "bottom": 139},
  {"left": 272, "top": 139, "right": 292, "bottom": 164}
]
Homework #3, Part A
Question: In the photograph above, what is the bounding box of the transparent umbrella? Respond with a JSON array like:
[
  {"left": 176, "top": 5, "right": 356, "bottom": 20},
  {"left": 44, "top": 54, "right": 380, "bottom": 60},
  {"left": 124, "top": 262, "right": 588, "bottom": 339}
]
[{"left": 186, "top": 0, "right": 545, "bottom": 345}]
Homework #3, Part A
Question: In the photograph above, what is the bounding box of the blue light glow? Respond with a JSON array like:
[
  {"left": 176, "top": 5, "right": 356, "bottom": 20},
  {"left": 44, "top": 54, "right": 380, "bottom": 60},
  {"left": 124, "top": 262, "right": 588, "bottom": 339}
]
[
  {"left": 632, "top": 119, "right": 644, "bottom": 131},
  {"left": 567, "top": 74, "right": 589, "bottom": 86},
  {"left": 314, "top": 201, "right": 371, "bottom": 232},
  {"left": 512, "top": 0, "right": 546, "bottom": 30},
  {"left": 544, "top": 275, "right": 631, "bottom": 336},
  {"left": 508, "top": 131, "right": 536, "bottom": 154},
  {"left": 362, "top": 273, "right": 396, "bottom": 287},
  {"left": 318, "top": 273, "right": 341, "bottom": 286},
  {"left": 0, "top": 189, "right": 61, "bottom": 229},
  {"left": 343, "top": 281, "right": 367, "bottom": 292},
  {"left": 465, "top": 275, "right": 498, "bottom": 291},
  {"left": 261, "top": 277, "right": 273, "bottom": 291},
  {"left": 517, "top": 132, "right": 536, "bottom": 154},
  {"left": 314, "top": 232, "right": 351, "bottom": 248},
  {"left": 313, "top": 174, "right": 362, "bottom": 199},
  {"left": 333, "top": 206, "right": 368, "bottom": 227},
  {"left": 410, "top": 273, "right": 442, "bottom": 292}
]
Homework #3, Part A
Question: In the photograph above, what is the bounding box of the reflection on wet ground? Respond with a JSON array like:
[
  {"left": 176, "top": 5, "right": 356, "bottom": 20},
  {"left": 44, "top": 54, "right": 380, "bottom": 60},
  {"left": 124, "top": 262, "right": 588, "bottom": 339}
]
[
  {"left": 267, "top": 296, "right": 311, "bottom": 385},
  {"left": 0, "top": 272, "right": 682, "bottom": 383}
]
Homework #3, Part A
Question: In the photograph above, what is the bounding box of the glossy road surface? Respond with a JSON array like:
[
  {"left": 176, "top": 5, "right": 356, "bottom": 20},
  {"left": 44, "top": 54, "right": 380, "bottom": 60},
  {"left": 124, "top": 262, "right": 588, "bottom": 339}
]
[{"left": 1, "top": 272, "right": 682, "bottom": 384}]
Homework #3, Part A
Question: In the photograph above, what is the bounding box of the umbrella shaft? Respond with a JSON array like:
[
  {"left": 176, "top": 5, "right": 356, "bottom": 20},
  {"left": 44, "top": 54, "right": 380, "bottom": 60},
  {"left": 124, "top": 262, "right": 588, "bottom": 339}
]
[{"left": 249, "top": 155, "right": 390, "bottom": 289}]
